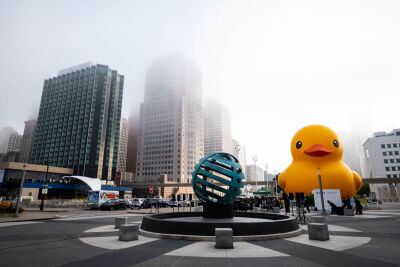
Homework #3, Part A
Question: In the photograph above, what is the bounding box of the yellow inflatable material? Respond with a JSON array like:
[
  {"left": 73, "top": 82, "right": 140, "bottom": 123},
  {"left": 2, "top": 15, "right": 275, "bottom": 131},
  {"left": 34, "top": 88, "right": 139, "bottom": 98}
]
[{"left": 278, "top": 125, "right": 362, "bottom": 198}]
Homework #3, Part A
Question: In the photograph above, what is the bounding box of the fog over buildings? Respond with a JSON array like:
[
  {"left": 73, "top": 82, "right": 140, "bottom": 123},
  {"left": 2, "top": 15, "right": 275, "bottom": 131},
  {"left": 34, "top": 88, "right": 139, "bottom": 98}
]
[
  {"left": 135, "top": 55, "right": 204, "bottom": 183},
  {"left": 1, "top": 0, "right": 400, "bottom": 172}
]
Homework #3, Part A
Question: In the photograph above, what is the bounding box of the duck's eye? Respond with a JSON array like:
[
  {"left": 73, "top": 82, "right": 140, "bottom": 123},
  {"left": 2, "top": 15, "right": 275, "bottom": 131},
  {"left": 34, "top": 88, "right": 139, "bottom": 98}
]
[
  {"left": 296, "top": 141, "right": 302, "bottom": 149},
  {"left": 333, "top": 140, "right": 339, "bottom": 148}
]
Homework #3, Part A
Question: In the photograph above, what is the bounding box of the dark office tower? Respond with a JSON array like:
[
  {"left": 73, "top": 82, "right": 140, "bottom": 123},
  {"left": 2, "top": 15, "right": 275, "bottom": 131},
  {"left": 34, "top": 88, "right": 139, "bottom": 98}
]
[
  {"left": 30, "top": 62, "right": 124, "bottom": 180},
  {"left": 126, "top": 114, "right": 139, "bottom": 174},
  {"left": 19, "top": 120, "right": 37, "bottom": 163}
]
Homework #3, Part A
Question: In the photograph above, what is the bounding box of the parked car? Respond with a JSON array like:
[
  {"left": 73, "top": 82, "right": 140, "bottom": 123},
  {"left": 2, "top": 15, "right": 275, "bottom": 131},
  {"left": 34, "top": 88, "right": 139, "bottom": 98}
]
[
  {"left": 233, "top": 200, "right": 252, "bottom": 212},
  {"left": 178, "top": 200, "right": 191, "bottom": 207},
  {"left": 99, "top": 199, "right": 131, "bottom": 211},
  {"left": 99, "top": 199, "right": 117, "bottom": 210},
  {"left": 131, "top": 198, "right": 144, "bottom": 208},
  {"left": 141, "top": 198, "right": 168, "bottom": 208},
  {"left": 168, "top": 200, "right": 178, "bottom": 207}
]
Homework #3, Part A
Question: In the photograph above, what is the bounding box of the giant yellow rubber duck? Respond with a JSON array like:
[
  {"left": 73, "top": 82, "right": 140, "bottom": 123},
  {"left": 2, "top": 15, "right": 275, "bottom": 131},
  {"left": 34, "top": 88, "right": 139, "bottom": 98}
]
[{"left": 278, "top": 125, "right": 362, "bottom": 198}]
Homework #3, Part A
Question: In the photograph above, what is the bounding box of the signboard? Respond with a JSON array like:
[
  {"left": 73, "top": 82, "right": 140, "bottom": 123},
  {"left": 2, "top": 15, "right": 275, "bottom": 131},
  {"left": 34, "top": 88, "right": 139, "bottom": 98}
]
[
  {"left": 312, "top": 189, "right": 341, "bottom": 211},
  {"left": 106, "top": 194, "right": 117, "bottom": 199},
  {"left": 42, "top": 189, "right": 48, "bottom": 194},
  {"left": 149, "top": 186, "right": 153, "bottom": 193}
]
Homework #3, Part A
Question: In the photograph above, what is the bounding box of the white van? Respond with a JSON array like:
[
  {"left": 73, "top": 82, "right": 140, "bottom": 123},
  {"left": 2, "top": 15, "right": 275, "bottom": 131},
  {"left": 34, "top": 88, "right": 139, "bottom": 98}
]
[{"left": 88, "top": 190, "right": 119, "bottom": 209}]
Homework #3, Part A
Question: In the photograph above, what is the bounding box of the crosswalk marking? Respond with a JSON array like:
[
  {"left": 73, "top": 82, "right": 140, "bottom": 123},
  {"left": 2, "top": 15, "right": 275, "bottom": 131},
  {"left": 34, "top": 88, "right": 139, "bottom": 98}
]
[
  {"left": 0, "top": 221, "right": 42, "bottom": 228},
  {"left": 285, "top": 234, "right": 371, "bottom": 251},
  {"left": 56, "top": 213, "right": 142, "bottom": 221},
  {"left": 165, "top": 241, "right": 288, "bottom": 258},
  {"left": 79, "top": 235, "right": 156, "bottom": 250}
]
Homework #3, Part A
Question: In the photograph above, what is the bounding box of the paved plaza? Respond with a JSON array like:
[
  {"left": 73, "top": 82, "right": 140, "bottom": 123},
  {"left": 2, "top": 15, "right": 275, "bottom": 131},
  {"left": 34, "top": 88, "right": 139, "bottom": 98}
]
[{"left": 0, "top": 204, "right": 400, "bottom": 266}]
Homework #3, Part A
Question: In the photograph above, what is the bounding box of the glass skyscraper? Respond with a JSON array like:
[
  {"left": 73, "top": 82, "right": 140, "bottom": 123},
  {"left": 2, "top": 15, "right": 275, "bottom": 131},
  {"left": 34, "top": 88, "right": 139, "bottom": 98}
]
[{"left": 30, "top": 62, "right": 124, "bottom": 180}]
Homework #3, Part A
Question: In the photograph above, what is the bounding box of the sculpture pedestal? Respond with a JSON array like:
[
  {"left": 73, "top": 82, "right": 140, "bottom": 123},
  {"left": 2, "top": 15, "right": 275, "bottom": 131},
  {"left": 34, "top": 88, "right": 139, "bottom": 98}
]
[{"left": 203, "top": 202, "right": 233, "bottom": 218}]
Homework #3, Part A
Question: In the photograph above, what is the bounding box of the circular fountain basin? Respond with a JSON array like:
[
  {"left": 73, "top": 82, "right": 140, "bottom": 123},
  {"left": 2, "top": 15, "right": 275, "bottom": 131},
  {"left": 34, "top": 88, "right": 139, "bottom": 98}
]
[{"left": 140, "top": 212, "right": 302, "bottom": 241}]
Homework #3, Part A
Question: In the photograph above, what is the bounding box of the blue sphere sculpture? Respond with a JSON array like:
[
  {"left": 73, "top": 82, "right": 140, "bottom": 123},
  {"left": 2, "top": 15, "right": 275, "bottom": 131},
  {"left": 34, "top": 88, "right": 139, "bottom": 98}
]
[{"left": 192, "top": 152, "right": 245, "bottom": 205}]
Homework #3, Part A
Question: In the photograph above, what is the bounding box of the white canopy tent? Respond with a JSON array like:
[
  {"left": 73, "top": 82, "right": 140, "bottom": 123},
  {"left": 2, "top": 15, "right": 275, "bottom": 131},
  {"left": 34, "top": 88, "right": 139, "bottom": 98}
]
[{"left": 61, "top": 176, "right": 102, "bottom": 191}]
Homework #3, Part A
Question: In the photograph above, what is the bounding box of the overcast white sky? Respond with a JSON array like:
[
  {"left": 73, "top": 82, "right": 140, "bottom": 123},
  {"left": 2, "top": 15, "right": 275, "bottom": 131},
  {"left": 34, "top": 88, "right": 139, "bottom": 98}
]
[{"left": 0, "top": 0, "right": 399, "bottom": 172}]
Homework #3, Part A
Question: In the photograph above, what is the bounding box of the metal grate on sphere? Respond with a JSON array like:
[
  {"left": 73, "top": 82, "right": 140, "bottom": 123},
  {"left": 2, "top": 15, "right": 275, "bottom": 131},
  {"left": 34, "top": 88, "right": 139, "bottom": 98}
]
[{"left": 191, "top": 152, "right": 245, "bottom": 205}]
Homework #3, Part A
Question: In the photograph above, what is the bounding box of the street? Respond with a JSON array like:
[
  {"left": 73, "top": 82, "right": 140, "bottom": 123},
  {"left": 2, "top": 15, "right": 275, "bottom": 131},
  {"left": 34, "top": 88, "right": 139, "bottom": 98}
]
[{"left": 1, "top": 205, "right": 400, "bottom": 266}]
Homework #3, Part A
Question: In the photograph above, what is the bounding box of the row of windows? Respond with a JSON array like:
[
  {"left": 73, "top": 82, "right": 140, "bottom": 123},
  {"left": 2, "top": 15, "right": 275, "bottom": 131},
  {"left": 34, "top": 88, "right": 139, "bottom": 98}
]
[
  {"left": 140, "top": 171, "right": 174, "bottom": 176},
  {"left": 381, "top": 143, "right": 400, "bottom": 148},
  {"left": 142, "top": 160, "right": 174, "bottom": 166},
  {"left": 384, "top": 159, "right": 400, "bottom": 164},
  {"left": 144, "top": 139, "right": 175, "bottom": 145},
  {"left": 387, "top": 174, "right": 400, "bottom": 178},
  {"left": 385, "top": 166, "right": 400, "bottom": 171},
  {"left": 143, "top": 150, "right": 174, "bottom": 155},
  {"left": 141, "top": 166, "right": 174, "bottom": 171},
  {"left": 144, "top": 134, "right": 174, "bottom": 141},
  {"left": 144, "top": 144, "right": 174, "bottom": 151},
  {"left": 141, "top": 154, "right": 174, "bottom": 161},
  {"left": 382, "top": 151, "right": 400, "bottom": 156}
]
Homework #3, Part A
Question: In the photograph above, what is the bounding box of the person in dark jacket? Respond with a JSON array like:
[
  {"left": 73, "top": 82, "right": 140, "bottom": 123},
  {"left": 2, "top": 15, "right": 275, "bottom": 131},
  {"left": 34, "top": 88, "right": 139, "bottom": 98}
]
[
  {"left": 354, "top": 197, "right": 363, "bottom": 215},
  {"left": 345, "top": 195, "right": 352, "bottom": 209},
  {"left": 327, "top": 200, "right": 337, "bottom": 215}
]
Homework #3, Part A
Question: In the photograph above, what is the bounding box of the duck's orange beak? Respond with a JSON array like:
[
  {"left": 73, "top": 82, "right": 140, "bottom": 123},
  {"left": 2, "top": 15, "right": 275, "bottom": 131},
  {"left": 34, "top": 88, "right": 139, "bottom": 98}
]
[{"left": 304, "top": 144, "right": 332, "bottom": 157}]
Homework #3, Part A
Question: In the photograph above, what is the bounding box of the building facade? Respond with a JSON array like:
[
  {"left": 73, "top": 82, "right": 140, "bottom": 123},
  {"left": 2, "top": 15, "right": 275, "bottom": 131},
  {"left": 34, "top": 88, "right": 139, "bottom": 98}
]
[
  {"left": 363, "top": 129, "right": 400, "bottom": 201},
  {"left": 136, "top": 55, "right": 204, "bottom": 187},
  {"left": 126, "top": 114, "right": 139, "bottom": 174},
  {"left": 246, "top": 164, "right": 264, "bottom": 182},
  {"left": 19, "top": 120, "right": 37, "bottom": 163},
  {"left": 204, "top": 99, "right": 232, "bottom": 156},
  {"left": 117, "top": 117, "right": 128, "bottom": 173},
  {"left": 0, "top": 127, "right": 22, "bottom": 153},
  {"left": 30, "top": 62, "right": 124, "bottom": 180}
]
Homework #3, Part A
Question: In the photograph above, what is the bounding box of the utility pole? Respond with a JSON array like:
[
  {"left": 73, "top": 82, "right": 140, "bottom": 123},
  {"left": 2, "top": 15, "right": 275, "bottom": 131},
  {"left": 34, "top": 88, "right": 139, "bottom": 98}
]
[
  {"left": 40, "top": 164, "right": 49, "bottom": 211},
  {"left": 14, "top": 164, "right": 27, "bottom": 217},
  {"left": 317, "top": 168, "right": 326, "bottom": 215},
  {"left": 253, "top": 156, "right": 258, "bottom": 192}
]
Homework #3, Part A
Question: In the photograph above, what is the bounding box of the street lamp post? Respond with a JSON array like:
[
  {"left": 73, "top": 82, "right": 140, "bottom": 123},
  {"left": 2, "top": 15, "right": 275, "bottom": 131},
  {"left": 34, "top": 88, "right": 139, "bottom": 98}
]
[
  {"left": 40, "top": 164, "right": 49, "bottom": 211},
  {"left": 317, "top": 168, "right": 326, "bottom": 215},
  {"left": 253, "top": 156, "right": 258, "bottom": 191},
  {"left": 13, "top": 164, "right": 27, "bottom": 217}
]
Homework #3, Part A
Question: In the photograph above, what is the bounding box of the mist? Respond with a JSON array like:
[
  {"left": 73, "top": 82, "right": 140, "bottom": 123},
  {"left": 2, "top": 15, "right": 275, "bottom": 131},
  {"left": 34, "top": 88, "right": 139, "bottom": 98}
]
[{"left": 1, "top": 0, "right": 399, "bottom": 171}]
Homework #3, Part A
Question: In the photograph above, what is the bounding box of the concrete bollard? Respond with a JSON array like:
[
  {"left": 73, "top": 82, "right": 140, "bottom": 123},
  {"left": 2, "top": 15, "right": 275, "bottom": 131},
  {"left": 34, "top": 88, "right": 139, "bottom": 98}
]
[
  {"left": 215, "top": 228, "right": 233, "bottom": 249},
  {"left": 344, "top": 209, "right": 354, "bottom": 216},
  {"left": 115, "top": 217, "right": 129, "bottom": 229},
  {"left": 119, "top": 224, "right": 139, "bottom": 241},
  {"left": 272, "top": 207, "right": 280, "bottom": 213},
  {"left": 312, "top": 216, "right": 326, "bottom": 223},
  {"left": 308, "top": 223, "right": 329, "bottom": 241}
]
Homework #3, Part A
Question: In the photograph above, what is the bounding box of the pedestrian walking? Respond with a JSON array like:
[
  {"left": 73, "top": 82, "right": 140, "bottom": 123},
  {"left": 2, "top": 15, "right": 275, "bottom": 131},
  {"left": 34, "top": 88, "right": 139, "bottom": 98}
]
[{"left": 354, "top": 197, "right": 363, "bottom": 215}]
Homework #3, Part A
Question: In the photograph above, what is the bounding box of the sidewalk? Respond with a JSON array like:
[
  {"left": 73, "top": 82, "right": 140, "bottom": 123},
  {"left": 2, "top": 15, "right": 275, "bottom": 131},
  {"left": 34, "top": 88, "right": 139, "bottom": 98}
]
[{"left": 0, "top": 207, "right": 84, "bottom": 223}]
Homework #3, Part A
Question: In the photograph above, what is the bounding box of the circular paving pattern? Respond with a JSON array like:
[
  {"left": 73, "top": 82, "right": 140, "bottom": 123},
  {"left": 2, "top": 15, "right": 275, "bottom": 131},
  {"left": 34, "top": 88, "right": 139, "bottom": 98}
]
[{"left": 79, "top": 222, "right": 371, "bottom": 255}]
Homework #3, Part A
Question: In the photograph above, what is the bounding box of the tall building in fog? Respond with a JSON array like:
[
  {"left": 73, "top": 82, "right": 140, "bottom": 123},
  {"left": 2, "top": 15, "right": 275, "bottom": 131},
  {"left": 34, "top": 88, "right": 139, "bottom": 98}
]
[
  {"left": 339, "top": 120, "right": 372, "bottom": 176},
  {"left": 126, "top": 114, "right": 139, "bottom": 174},
  {"left": 363, "top": 129, "right": 400, "bottom": 201},
  {"left": 19, "top": 120, "right": 37, "bottom": 163},
  {"left": 246, "top": 164, "right": 264, "bottom": 182},
  {"left": 136, "top": 55, "right": 204, "bottom": 183},
  {"left": 117, "top": 117, "right": 128, "bottom": 173},
  {"left": 30, "top": 62, "right": 124, "bottom": 180},
  {"left": 0, "top": 127, "right": 22, "bottom": 153},
  {"left": 204, "top": 99, "right": 232, "bottom": 155},
  {"left": 232, "top": 139, "right": 246, "bottom": 178}
]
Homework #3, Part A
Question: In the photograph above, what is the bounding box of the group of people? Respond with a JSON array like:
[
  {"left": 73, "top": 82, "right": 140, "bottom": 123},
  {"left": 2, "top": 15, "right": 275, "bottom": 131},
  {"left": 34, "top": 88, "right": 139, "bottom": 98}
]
[
  {"left": 248, "top": 196, "right": 281, "bottom": 211},
  {"left": 327, "top": 195, "right": 363, "bottom": 215}
]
